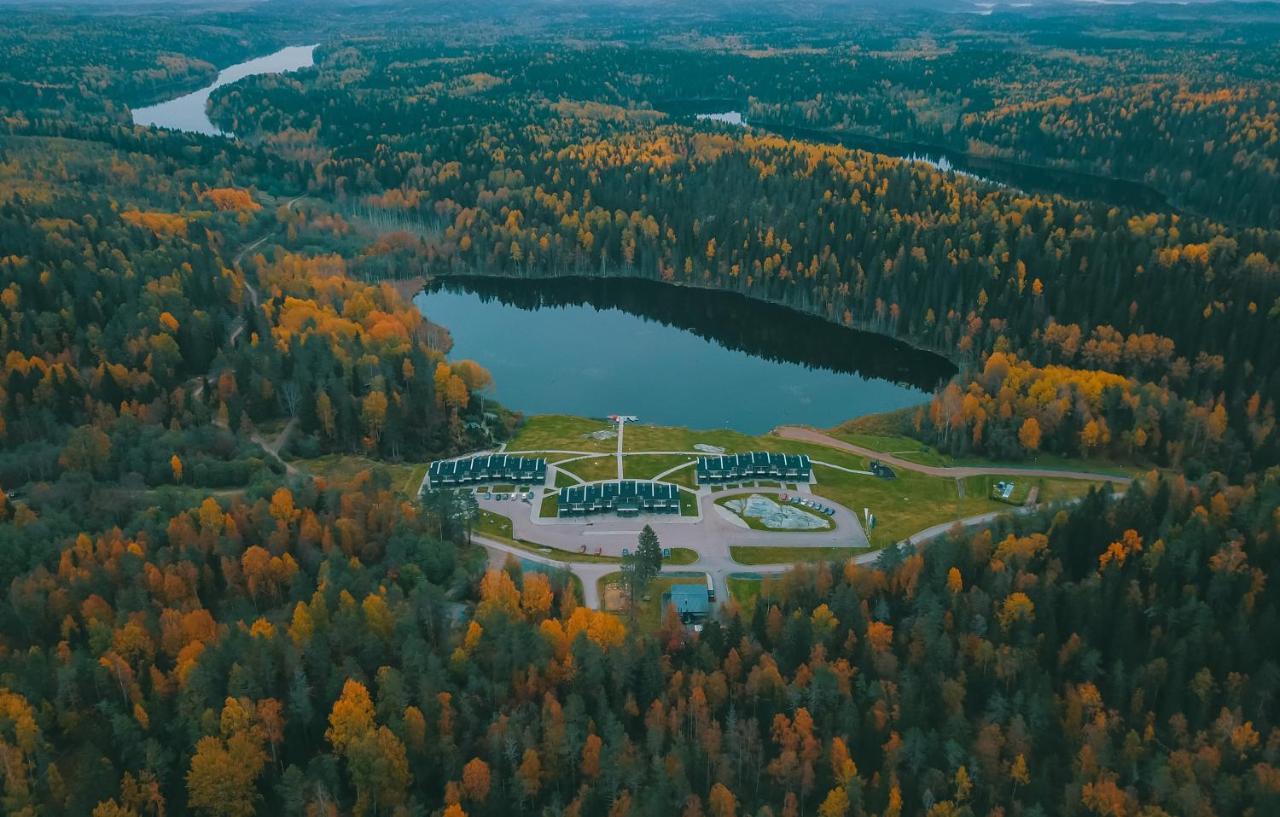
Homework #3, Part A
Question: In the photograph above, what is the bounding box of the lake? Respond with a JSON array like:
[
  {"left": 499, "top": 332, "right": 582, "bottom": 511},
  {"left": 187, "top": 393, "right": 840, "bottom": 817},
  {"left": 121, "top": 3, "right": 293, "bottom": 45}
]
[
  {"left": 416, "top": 276, "right": 954, "bottom": 434},
  {"left": 132, "top": 44, "right": 317, "bottom": 136}
]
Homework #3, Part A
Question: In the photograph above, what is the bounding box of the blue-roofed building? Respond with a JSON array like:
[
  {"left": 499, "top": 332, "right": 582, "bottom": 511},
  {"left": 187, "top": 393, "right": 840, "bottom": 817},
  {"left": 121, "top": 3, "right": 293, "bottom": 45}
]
[
  {"left": 557, "top": 480, "right": 681, "bottom": 517},
  {"left": 426, "top": 454, "right": 547, "bottom": 489},
  {"left": 663, "top": 583, "right": 712, "bottom": 623},
  {"left": 695, "top": 451, "right": 811, "bottom": 485}
]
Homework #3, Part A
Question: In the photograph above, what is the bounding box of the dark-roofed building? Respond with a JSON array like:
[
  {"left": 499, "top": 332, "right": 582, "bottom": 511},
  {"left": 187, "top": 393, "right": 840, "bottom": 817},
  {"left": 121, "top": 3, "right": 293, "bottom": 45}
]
[
  {"left": 696, "top": 451, "right": 811, "bottom": 485},
  {"left": 557, "top": 481, "right": 682, "bottom": 517},
  {"left": 663, "top": 583, "right": 711, "bottom": 624},
  {"left": 426, "top": 454, "right": 547, "bottom": 489}
]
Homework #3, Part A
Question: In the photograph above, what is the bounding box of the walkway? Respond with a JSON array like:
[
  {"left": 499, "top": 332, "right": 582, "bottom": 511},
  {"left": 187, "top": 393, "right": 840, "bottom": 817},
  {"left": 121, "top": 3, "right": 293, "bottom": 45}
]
[{"left": 774, "top": 427, "right": 1132, "bottom": 483}]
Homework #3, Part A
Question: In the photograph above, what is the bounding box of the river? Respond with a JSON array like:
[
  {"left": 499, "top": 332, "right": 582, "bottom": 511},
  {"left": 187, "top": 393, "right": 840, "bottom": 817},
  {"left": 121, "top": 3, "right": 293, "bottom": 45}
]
[
  {"left": 417, "top": 276, "right": 954, "bottom": 434},
  {"left": 132, "top": 44, "right": 317, "bottom": 136},
  {"left": 665, "top": 103, "right": 1171, "bottom": 212}
]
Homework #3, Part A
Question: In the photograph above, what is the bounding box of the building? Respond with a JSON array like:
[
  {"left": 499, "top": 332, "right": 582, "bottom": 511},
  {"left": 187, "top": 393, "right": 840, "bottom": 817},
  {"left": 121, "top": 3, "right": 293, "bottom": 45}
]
[
  {"left": 426, "top": 454, "right": 547, "bottom": 488},
  {"left": 557, "top": 480, "right": 682, "bottom": 517},
  {"left": 695, "top": 451, "right": 812, "bottom": 485},
  {"left": 662, "top": 583, "right": 712, "bottom": 624}
]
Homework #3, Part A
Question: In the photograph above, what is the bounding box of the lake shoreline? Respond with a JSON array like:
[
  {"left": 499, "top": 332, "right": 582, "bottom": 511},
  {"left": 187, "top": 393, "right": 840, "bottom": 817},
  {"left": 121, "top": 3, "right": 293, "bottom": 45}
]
[{"left": 421, "top": 267, "right": 966, "bottom": 381}]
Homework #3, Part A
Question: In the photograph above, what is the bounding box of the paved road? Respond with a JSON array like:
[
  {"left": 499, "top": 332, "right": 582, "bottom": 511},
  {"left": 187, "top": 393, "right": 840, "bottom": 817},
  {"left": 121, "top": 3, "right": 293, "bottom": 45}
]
[
  {"left": 475, "top": 534, "right": 617, "bottom": 608},
  {"left": 774, "top": 426, "right": 1132, "bottom": 484},
  {"left": 480, "top": 496, "right": 1087, "bottom": 611}
]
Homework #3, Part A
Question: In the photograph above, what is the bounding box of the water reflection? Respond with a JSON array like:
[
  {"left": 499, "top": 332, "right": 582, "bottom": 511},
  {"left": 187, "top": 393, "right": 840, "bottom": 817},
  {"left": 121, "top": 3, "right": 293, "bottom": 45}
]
[{"left": 418, "top": 275, "right": 954, "bottom": 433}]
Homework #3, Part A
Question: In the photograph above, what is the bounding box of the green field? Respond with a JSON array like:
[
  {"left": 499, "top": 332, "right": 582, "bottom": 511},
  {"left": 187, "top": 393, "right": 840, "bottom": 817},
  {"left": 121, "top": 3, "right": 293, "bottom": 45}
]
[
  {"left": 555, "top": 455, "right": 618, "bottom": 483},
  {"left": 729, "top": 545, "right": 869, "bottom": 565},
  {"left": 549, "top": 453, "right": 699, "bottom": 487},
  {"left": 553, "top": 467, "right": 580, "bottom": 488},
  {"left": 292, "top": 454, "right": 427, "bottom": 496},
  {"left": 623, "top": 454, "right": 698, "bottom": 484},
  {"left": 539, "top": 493, "right": 559, "bottom": 518},
  {"left": 830, "top": 417, "right": 1141, "bottom": 479},
  {"left": 727, "top": 575, "right": 765, "bottom": 608},
  {"left": 508, "top": 415, "right": 618, "bottom": 453},
  {"left": 666, "top": 548, "right": 699, "bottom": 565}
]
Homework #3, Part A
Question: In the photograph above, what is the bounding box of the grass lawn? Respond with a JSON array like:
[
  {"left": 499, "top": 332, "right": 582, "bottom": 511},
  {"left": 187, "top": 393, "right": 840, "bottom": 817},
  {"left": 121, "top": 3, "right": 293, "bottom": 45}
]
[
  {"left": 553, "top": 468, "right": 580, "bottom": 488},
  {"left": 811, "top": 464, "right": 1113, "bottom": 547},
  {"left": 623, "top": 454, "right": 698, "bottom": 484},
  {"left": 810, "top": 464, "right": 989, "bottom": 547},
  {"left": 477, "top": 509, "right": 514, "bottom": 539},
  {"left": 539, "top": 494, "right": 559, "bottom": 518},
  {"left": 727, "top": 575, "right": 765, "bottom": 608},
  {"left": 555, "top": 455, "right": 618, "bottom": 483},
  {"left": 714, "top": 494, "right": 834, "bottom": 532},
  {"left": 666, "top": 547, "right": 699, "bottom": 565},
  {"left": 508, "top": 415, "right": 617, "bottom": 453},
  {"left": 621, "top": 424, "right": 756, "bottom": 454},
  {"left": 729, "top": 545, "right": 870, "bottom": 565},
  {"left": 598, "top": 572, "right": 708, "bottom": 630},
  {"left": 829, "top": 414, "right": 1141, "bottom": 481},
  {"left": 293, "top": 454, "right": 426, "bottom": 496},
  {"left": 960, "top": 473, "right": 1108, "bottom": 507},
  {"left": 679, "top": 489, "right": 699, "bottom": 516}
]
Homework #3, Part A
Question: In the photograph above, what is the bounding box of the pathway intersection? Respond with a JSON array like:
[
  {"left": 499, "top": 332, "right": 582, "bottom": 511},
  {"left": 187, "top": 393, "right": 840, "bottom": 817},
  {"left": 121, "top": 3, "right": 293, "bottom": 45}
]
[{"left": 432, "top": 417, "right": 1130, "bottom": 612}]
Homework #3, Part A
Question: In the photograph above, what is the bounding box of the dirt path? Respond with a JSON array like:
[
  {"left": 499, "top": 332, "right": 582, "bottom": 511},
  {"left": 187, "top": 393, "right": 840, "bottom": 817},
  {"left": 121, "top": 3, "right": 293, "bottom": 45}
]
[
  {"left": 229, "top": 194, "right": 305, "bottom": 345},
  {"left": 774, "top": 426, "right": 1131, "bottom": 483},
  {"left": 251, "top": 417, "right": 300, "bottom": 476}
]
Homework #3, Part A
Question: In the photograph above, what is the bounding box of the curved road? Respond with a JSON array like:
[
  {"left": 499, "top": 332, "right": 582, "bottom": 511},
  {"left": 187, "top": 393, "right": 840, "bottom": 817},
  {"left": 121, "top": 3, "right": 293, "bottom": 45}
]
[
  {"left": 774, "top": 426, "right": 1132, "bottom": 484},
  {"left": 479, "top": 497, "right": 1085, "bottom": 611}
]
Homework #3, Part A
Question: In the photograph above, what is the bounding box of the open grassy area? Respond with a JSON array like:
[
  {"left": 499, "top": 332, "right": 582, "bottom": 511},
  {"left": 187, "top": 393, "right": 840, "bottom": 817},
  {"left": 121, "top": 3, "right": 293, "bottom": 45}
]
[
  {"left": 829, "top": 414, "right": 1141, "bottom": 481},
  {"left": 680, "top": 489, "right": 699, "bottom": 516},
  {"left": 292, "top": 454, "right": 427, "bottom": 496},
  {"left": 477, "top": 509, "right": 514, "bottom": 539},
  {"left": 555, "top": 455, "right": 618, "bottom": 483},
  {"left": 539, "top": 494, "right": 559, "bottom": 518},
  {"left": 508, "top": 415, "right": 618, "bottom": 453},
  {"left": 553, "top": 468, "right": 580, "bottom": 488},
  {"left": 598, "top": 572, "right": 708, "bottom": 630},
  {"left": 959, "top": 473, "right": 1107, "bottom": 507},
  {"left": 623, "top": 454, "right": 698, "bottom": 484},
  {"left": 552, "top": 454, "right": 699, "bottom": 487},
  {"left": 727, "top": 575, "right": 765, "bottom": 608},
  {"left": 810, "top": 464, "right": 989, "bottom": 547},
  {"left": 666, "top": 548, "right": 699, "bottom": 566},
  {"left": 729, "top": 545, "right": 870, "bottom": 565},
  {"left": 621, "top": 424, "right": 756, "bottom": 454},
  {"left": 714, "top": 494, "right": 834, "bottom": 532}
]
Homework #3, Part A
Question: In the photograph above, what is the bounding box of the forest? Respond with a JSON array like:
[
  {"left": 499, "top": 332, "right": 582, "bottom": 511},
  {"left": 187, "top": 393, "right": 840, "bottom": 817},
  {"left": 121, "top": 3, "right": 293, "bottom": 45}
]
[{"left": 0, "top": 2, "right": 1278, "bottom": 816}]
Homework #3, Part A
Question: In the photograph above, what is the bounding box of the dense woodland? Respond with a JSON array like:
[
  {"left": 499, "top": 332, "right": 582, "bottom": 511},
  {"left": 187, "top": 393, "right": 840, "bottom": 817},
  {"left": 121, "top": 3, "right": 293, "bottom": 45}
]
[
  {"left": 1, "top": 3, "right": 1279, "bottom": 816},
  {"left": 192, "top": 6, "right": 1280, "bottom": 474}
]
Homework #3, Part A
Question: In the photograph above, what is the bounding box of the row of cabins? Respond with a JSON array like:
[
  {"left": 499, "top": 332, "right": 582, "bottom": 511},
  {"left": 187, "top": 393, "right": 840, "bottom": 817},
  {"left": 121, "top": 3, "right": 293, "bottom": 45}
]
[
  {"left": 558, "top": 481, "right": 681, "bottom": 517},
  {"left": 426, "top": 454, "right": 547, "bottom": 488},
  {"left": 696, "top": 452, "right": 812, "bottom": 485}
]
